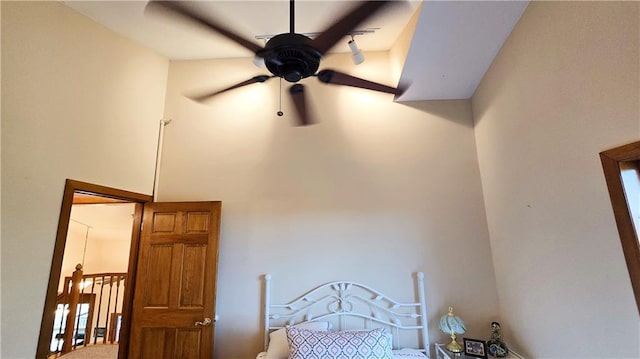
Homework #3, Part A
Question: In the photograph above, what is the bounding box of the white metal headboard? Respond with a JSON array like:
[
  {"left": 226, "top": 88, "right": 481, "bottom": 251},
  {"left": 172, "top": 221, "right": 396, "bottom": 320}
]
[{"left": 263, "top": 272, "right": 430, "bottom": 357}]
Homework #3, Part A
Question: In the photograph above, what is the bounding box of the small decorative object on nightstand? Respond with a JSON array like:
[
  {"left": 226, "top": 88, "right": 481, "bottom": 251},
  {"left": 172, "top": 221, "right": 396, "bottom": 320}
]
[
  {"left": 439, "top": 306, "right": 467, "bottom": 353},
  {"left": 436, "top": 343, "right": 526, "bottom": 359},
  {"left": 487, "top": 322, "right": 509, "bottom": 357}
]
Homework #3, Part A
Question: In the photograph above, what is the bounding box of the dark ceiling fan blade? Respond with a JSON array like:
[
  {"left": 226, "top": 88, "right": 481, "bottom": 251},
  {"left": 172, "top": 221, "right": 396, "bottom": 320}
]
[
  {"left": 316, "top": 69, "right": 401, "bottom": 96},
  {"left": 145, "top": 1, "right": 263, "bottom": 54},
  {"left": 187, "top": 75, "right": 274, "bottom": 102},
  {"left": 289, "top": 84, "right": 313, "bottom": 126},
  {"left": 311, "top": 1, "right": 393, "bottom": 55}
]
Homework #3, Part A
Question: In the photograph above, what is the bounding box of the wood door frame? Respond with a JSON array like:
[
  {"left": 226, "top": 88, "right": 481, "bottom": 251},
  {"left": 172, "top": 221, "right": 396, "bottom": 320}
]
[{"left": 36, "top": 179, "right": 153, "bottom": 359}]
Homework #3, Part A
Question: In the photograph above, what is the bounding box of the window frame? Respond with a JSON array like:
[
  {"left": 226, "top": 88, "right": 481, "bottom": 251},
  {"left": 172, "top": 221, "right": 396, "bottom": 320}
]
[{"left": 600, "top": 141, "right": 640, "bottom": 314}]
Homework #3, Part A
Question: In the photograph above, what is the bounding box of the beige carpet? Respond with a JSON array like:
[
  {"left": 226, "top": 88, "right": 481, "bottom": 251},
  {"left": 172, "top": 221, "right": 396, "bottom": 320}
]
[{"left": 58, "top": 345, "right": 118, "bottom": 359}]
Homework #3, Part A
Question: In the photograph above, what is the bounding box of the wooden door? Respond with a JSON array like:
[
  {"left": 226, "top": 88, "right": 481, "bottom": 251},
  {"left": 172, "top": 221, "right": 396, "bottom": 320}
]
[{"left": 128, "top": 201, "right": 221, "bottom": 359}]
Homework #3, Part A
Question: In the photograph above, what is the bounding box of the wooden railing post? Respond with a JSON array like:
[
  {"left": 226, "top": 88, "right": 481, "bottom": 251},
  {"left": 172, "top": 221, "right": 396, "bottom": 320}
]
[{"left": 61, "top": 264, "right": 83, "bottom": 354}]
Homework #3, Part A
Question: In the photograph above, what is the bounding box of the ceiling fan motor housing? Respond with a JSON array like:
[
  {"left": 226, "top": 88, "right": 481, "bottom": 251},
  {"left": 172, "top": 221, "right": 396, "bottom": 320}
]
[{"left": 259, "top": 33, "right": 321, "bottom": 83}]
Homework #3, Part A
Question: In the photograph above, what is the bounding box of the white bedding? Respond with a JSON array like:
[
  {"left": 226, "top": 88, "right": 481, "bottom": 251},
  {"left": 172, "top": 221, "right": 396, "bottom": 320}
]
[
  {"left": 256, "top": 348, "right": 428, "bottom": 359},
  {"left": 392, "top": 348, "right": 430, "bottom": 358}
]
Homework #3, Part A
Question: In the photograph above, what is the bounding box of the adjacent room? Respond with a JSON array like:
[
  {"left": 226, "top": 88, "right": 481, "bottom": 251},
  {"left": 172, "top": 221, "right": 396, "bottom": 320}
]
[{"left": 2, "top": 1, "right": 639, "bottom": 358}]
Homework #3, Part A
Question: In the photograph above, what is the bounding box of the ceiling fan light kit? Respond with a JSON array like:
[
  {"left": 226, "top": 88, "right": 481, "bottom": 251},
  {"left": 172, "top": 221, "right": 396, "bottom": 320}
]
[
  {"left": 253, "top": 56, "right": 265, "bottom": 68},
  {"left": 146, "top": 0, "right": 404, "bottom": 126},
  {"left": 348, "top": 37, "right": 365, "bottom": 65}
]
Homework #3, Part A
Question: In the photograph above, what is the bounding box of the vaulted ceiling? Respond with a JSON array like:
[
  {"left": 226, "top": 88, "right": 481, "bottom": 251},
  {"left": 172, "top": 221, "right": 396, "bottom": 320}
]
[{"left": 63, "top": 1, "right": 528, "bottom": 101}]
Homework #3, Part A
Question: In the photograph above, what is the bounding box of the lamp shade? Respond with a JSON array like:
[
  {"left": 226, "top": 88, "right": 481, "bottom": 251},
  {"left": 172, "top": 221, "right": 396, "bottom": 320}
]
[{"left": 439, "top": 306, "right": 466, "bottom": 335}]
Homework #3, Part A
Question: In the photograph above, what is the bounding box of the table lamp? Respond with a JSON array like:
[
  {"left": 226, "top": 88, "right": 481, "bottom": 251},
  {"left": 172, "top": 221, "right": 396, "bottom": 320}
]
[{"left": 439, "top": 306, "right": 466, "bottom": 353}]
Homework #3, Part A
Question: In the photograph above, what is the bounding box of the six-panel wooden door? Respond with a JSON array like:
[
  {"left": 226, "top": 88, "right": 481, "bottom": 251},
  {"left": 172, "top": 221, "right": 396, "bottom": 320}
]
[{"left": 128, "top": 201, "right": 221, "bottom": 359}]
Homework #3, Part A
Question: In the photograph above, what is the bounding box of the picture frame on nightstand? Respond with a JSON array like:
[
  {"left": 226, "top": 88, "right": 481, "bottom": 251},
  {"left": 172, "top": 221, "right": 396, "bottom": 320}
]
[
  {"left": 436, "top": 343, "right": 525, "bottom": 359},
  {"left": 463, "top": 338, "right": 488, "bottom": 358}
]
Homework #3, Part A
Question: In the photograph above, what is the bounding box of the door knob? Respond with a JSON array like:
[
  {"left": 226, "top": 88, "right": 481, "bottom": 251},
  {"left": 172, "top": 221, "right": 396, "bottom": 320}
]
[{"left": 195, "top": 318, "right": 212, "bottom": 327}]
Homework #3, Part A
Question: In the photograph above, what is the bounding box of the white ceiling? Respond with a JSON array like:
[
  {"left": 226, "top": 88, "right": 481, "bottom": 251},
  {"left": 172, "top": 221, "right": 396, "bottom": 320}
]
[
  {"left": 63, "top": 0, "right": 528, "bottom": 101},
  {"left": 399, "top": 1, "right": 528, "bottom": 101}
]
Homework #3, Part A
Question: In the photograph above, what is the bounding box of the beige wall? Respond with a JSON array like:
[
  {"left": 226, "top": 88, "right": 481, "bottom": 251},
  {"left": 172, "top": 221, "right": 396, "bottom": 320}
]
[
  {"left": 159, "top": 52, "right": 499, "bottom": 358},
  {"left": 1, "top": 2, "right": 168, "bottom": 358},
  {"left": 472, "top": 1, "right": 640, "bottom": 358},
  {"left": 390, "top": 2, "right": 421, "bottom": 83}
]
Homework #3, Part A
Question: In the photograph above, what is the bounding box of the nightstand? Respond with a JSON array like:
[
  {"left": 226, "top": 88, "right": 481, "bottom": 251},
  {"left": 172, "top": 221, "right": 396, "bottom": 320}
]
[{"left": 435, "top": 343, "right": 525, "bottom": 359}]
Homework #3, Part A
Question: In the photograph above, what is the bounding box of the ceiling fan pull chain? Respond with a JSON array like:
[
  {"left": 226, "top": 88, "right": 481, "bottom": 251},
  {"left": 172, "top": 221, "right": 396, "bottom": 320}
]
[{"left": 277, "top": 77, "right": 284, "bottom": 117}]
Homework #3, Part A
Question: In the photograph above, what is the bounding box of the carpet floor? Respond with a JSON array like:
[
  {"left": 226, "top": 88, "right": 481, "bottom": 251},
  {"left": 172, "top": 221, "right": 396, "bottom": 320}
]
[{"left": 58, "top": 344, "right": 118, "bottom": 359}]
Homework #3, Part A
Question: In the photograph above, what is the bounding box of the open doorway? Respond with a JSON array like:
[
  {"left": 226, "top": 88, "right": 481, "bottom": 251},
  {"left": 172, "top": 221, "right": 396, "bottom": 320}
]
[
  {"left": 37, "top": 180, "right": 152, "bottom": 359},
  {"left": 48, "top": 196, "right": 135, "bottom": 356}
]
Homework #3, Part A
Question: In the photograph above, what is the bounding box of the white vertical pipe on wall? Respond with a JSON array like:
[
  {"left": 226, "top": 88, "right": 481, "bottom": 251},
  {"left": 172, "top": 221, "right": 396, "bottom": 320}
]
[
  {"left": 264, "top": 274, "right": 272, "bottom": 351},
  {"left": 153, "top": 119, "right": 172, "bottom": 202}
]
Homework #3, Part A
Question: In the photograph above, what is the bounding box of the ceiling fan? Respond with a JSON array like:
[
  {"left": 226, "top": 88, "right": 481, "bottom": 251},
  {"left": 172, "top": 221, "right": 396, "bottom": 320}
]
[{"left": 146, "top": 0, "right": 405, "bottom": 126}]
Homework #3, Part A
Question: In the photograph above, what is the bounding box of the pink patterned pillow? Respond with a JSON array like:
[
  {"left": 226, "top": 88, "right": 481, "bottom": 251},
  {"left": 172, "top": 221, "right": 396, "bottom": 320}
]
[
  {"left": 267, "top": 322, "right": 331, "bottom": 359},
  {"left": 286, "top": 327, "right": 394, "bottom": 359}
]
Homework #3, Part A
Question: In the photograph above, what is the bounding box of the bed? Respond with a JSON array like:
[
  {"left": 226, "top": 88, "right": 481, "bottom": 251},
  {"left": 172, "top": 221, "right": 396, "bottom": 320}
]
[{"left": 257, "top": 272, "right": 431, "bottom": 359}]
